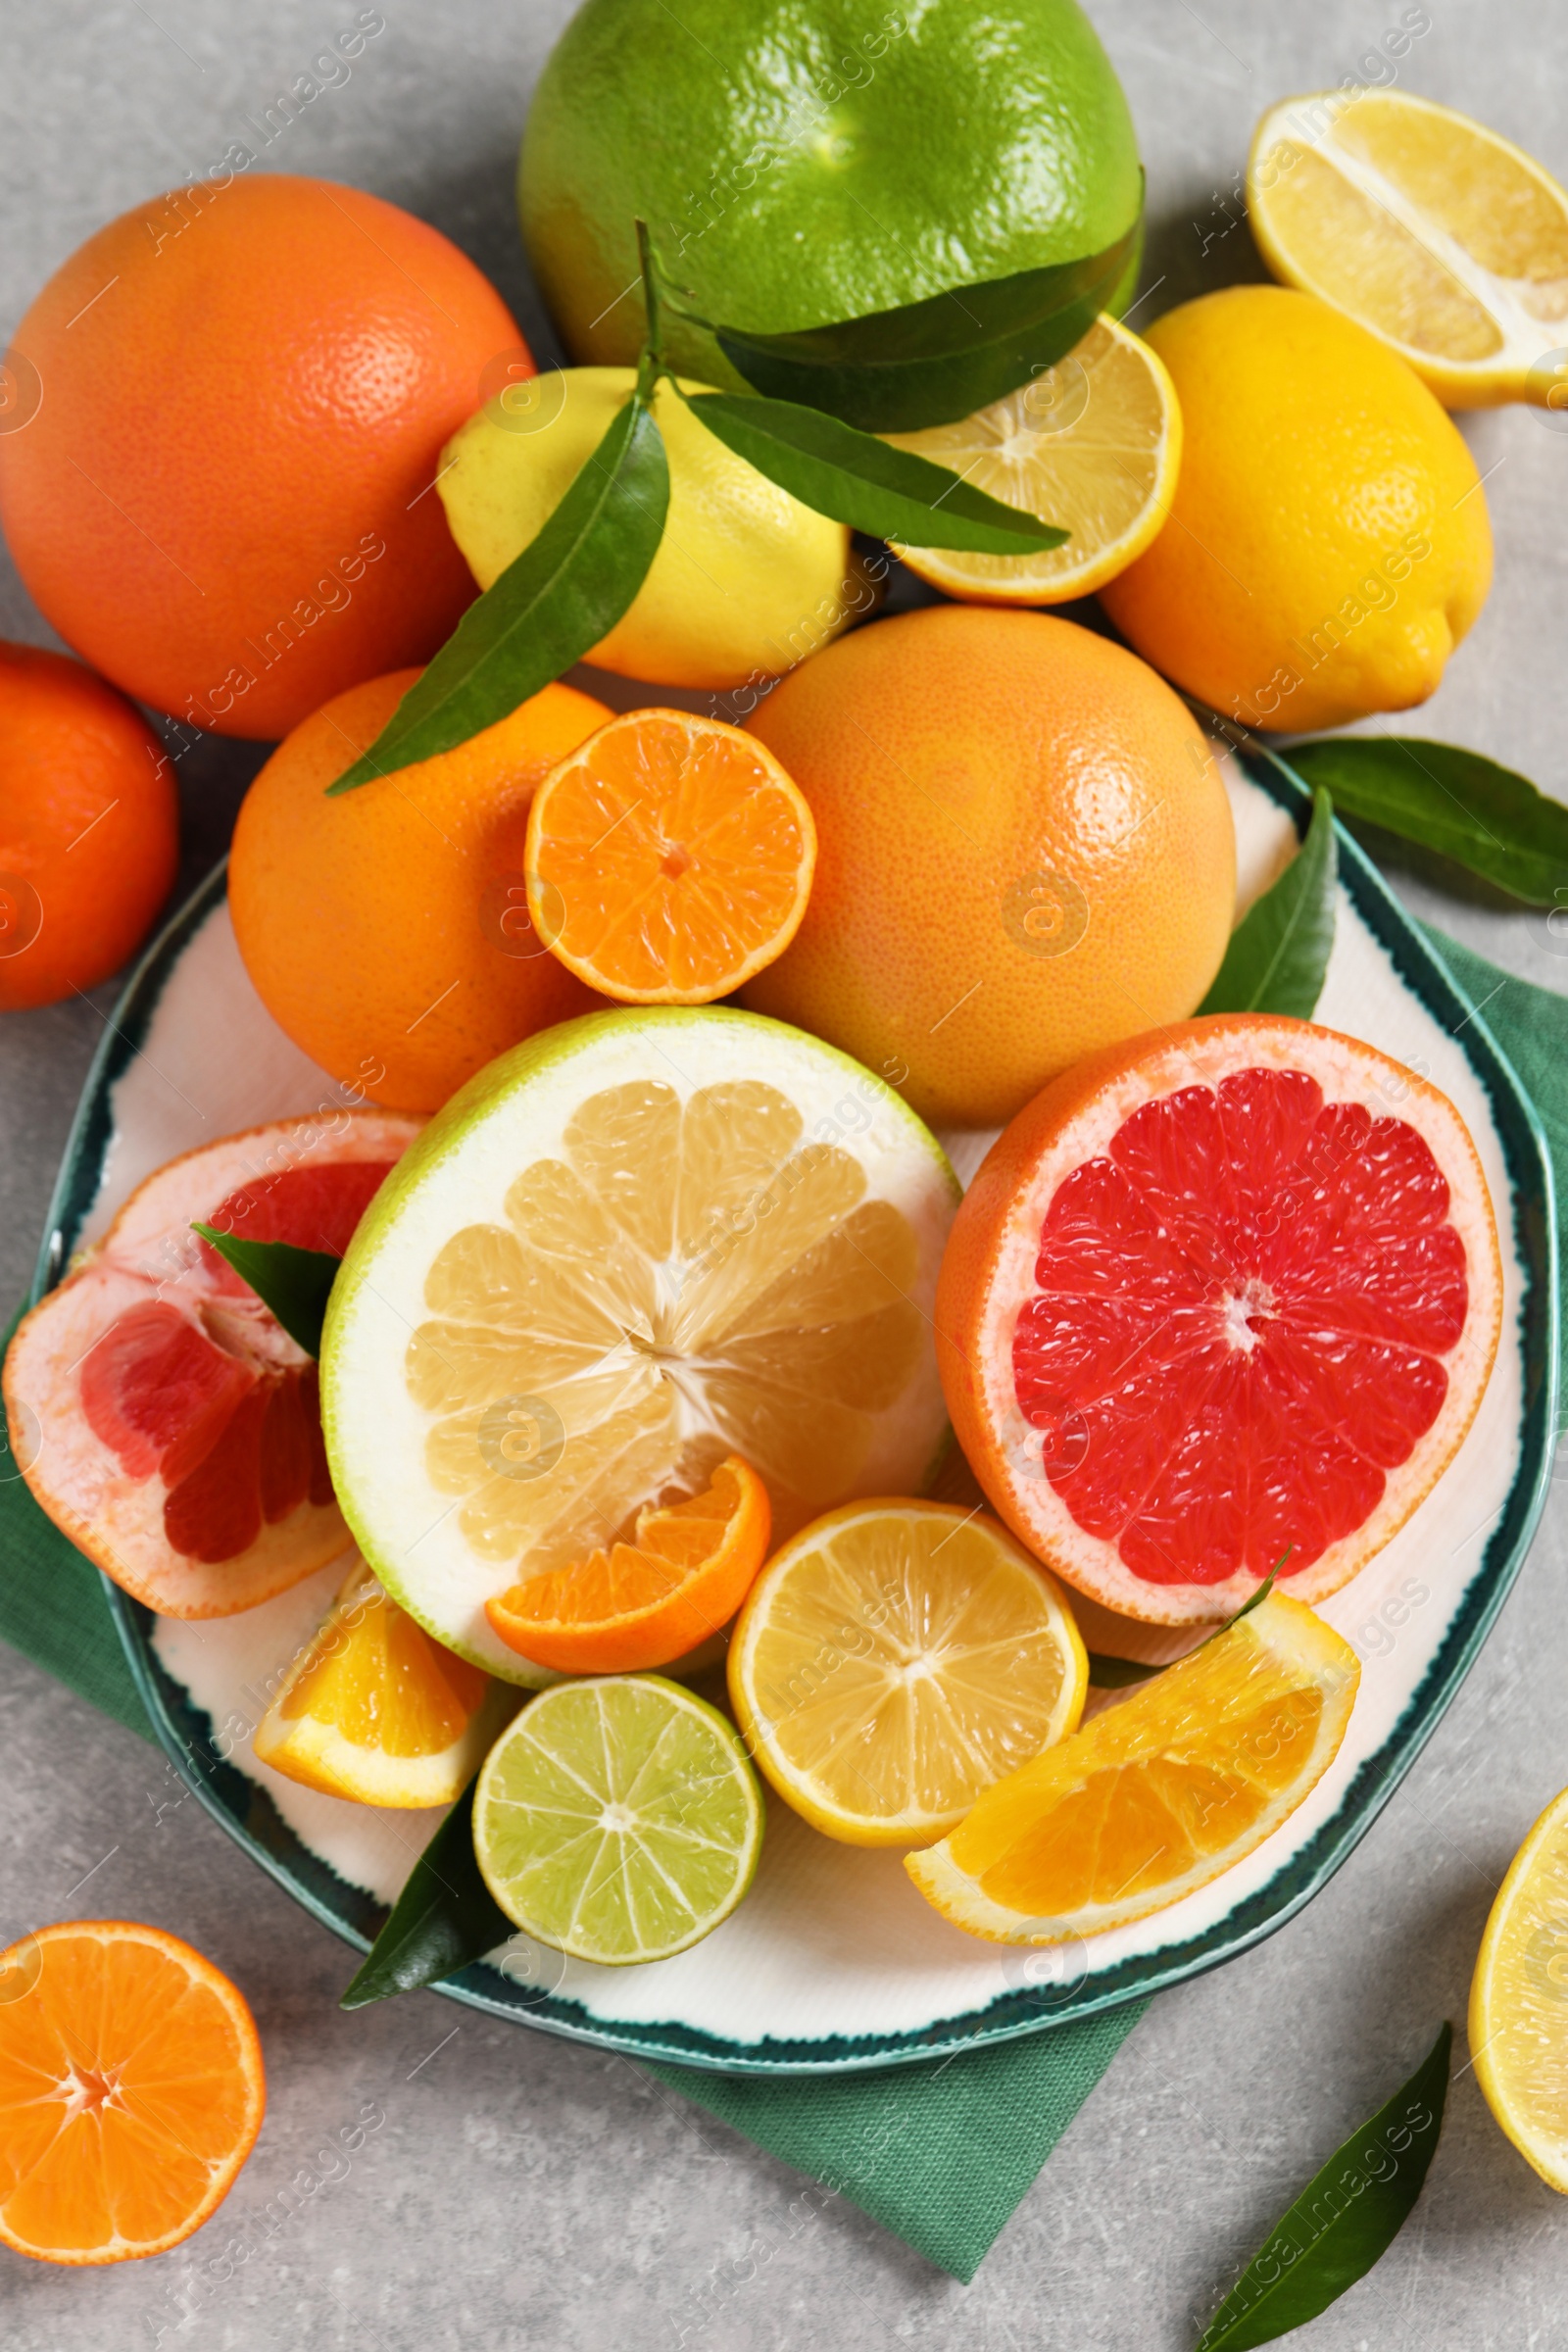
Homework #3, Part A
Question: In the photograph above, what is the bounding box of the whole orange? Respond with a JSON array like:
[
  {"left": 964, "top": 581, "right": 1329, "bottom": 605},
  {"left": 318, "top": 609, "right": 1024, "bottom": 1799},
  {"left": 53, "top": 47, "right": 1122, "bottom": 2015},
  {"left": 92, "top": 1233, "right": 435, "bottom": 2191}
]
[
  {"left": 228, "top": 669, "right": 611, "bottom": 1109},
  {"left": 741, "top": 607, "right": 1236, "bottom": 1130},
  {"left": 0, "top": 175, "right": 523, "bottom": 740},
  {"left": 0, "top": 640, "right": 177, "bottom": 1010}
]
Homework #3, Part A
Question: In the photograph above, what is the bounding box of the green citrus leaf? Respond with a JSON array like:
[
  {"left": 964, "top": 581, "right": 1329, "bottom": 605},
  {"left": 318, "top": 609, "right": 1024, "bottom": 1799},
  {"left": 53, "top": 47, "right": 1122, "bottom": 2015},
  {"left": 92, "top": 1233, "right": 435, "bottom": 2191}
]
[
  {"left": 329, "top": 394, "right": 668, "bottom": 791},
  {"left": 680, "top": 388, "right": 1066, "bottom": 552},
  {"left": 1285, "top": 736, "right": 1568, "bottom": 906},
  {"left": 1195, "top": 2025, "right": 1452, "bottom": 2351},
  {"left": 191, "top": 1225, "right": 339, "bottom": 1358},
  {"left": 675, "top": 200, "right": 1143, "bottom": 431},
  {"left": 340, "top": 1777, "right": 513, "bottom": 2008},
  {"left": 1200, "top": 788, "right": 1337, "bottom": 1019}
]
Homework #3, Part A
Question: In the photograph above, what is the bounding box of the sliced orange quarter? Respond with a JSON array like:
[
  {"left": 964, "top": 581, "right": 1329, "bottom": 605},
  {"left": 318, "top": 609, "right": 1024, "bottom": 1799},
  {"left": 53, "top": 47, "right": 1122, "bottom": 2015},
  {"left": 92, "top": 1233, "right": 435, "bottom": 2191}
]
[
  {"left": 485, "top": 1454, "right": 770, "bottom": 1673},
  {"left": 0, "top": 1920, "right": 265, "bottom": 2265},
  {"left": 524, "top": 710, "right": 815, "bottom": 1004},
  {"left": 907, "top": 1592, "right": 1358, "bottom": 1941}
]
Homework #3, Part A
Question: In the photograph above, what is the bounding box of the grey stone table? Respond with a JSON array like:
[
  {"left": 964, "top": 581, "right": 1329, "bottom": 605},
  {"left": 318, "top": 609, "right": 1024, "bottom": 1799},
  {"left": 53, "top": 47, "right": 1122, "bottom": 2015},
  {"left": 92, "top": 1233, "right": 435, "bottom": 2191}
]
[{"left": 3, "top": 5, "right": 1567, "bottom": 2346}]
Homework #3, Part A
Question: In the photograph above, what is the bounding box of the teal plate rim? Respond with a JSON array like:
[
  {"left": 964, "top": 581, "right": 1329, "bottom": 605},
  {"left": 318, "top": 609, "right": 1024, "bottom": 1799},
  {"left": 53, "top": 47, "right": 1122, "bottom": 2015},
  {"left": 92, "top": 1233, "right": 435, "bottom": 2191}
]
[{"left": 34, "top": 747, "right": 1558, "bottom": 2076}]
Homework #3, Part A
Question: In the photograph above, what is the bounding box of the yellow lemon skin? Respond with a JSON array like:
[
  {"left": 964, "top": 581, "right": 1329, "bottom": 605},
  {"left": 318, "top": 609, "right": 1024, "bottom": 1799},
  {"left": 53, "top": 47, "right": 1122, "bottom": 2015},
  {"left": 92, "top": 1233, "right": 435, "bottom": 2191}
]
[
  {"left": 1098, "top": 286, "right": 1493, "bottom": 733},
  {"left": 439, "top": 368, "right": 856, "bottom": 691}
]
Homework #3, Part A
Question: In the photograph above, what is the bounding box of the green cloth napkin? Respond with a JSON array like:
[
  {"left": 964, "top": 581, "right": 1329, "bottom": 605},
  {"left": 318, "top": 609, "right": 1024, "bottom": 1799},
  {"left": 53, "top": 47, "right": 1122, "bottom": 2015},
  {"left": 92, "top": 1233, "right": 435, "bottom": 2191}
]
[{"left": 1, "top": 925, "right": 1561, "bottom": 2281}]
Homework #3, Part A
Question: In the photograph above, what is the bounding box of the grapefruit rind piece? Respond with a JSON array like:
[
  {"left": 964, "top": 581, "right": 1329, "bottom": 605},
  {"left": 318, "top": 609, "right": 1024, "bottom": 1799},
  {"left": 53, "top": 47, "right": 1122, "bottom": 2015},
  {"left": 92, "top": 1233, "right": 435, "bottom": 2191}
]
[
  {"left": 3, "top": 1112, "right": 421, "bottom": 1619},
  {"left": 1470, "top": 1784, "right": 1568, "bottom": 2192},
  {"left": 253, "top": 1556, "right": 515, "bottom": 1808},
  {"left": 322, "top": 1006, "right": 958, "bottom": 1685},
  {"left": 726, "top": 1499, "right": 1089, "bottom": 1847},
  {"left": 906, "top": 1592, "right": 1358, "bottom": 1943},
  {"left": 938, "top": 1016, "right": 1502, "bottom": 1626}
]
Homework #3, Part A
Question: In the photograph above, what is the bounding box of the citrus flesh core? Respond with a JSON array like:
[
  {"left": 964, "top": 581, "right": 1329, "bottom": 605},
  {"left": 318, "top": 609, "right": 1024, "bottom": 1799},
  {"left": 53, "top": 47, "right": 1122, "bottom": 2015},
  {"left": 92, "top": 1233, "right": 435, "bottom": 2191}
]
[
  {"left": 1098, "top": 285, "right": 1494, "bottom": 734},
  {"left": 525, "top": 710, "right": 816, "bottom": 1004},
  {"left": 1250, "top": 89, "right": 1568, "bottom": 406},
  {"left": 254, "top": 1558, "right": 507, "bottom": 1808},
  {"left": 473, "top": 1675, "right": 763, "bottom": 1962},
  {"left": 907, "top": 1592, "right": 1358, "bottom": 1943},
  {"left": 939, "top": 1017, "right": 1502, "bottom": 1625},
  {"left": 0, "top": 1920, "right": 265, "bottom": 2265},
  {"left": 1470, "top": 1786, "right": 1568, "bottom": 2191},
  {"left": 486, "top": 1455, "right": 771, "bottom": 1675},
  {"left": 4, "top": 1116, "right": 419, "bottom": 1618},
  {"left": 727, "top": 1500, "right": 1088, "bottom": 1847},
  {"left": 323, "top": 1007, "right": 957, "bottom": 1682},
  {"left": 439, "top": 370, "right": 854, "bottom": 690},
  {"left": 518, "top": 0, "right": 1142, "bottom": 391},
  {"left": 883, "top": 317, "right": 1182, "bottom": 604}
]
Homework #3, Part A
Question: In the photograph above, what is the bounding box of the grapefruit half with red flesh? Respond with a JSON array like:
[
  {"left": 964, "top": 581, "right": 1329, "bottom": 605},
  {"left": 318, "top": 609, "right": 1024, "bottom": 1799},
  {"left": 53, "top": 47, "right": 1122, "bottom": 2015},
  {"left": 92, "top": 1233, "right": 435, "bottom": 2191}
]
[
  {"left": 937, "top": 1015, "right": 1502, "bottom": 1625},
  {"left": 5, "top": 1112, "right": 421, "bottom": 1618}
]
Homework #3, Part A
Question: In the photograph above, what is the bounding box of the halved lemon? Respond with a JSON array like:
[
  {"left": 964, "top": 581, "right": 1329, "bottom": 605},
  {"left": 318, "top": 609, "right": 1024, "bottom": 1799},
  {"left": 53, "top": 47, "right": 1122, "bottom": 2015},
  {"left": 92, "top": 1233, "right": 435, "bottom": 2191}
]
[
  {"left": 322, "top": 1006, "right": 958, "bottom": 1684},
  {"left": 906, "top": 1592, "right": 1357, "bottom": 1940},
  {"left": 253, "top": 1556, "right": 514, "bottom": 1807},
  {"left": 727, "top": 1499, "right": 1088, "bottom": 1847},
  {"left": 880, "top": 316, "right": 1181, "bottom": 603},
  {"left": 1249, "top": 88, "right": 1568, "bottom": 407},
  {"left": 1471, "top": 1785, "right": 1568, "bottom": 2190}
]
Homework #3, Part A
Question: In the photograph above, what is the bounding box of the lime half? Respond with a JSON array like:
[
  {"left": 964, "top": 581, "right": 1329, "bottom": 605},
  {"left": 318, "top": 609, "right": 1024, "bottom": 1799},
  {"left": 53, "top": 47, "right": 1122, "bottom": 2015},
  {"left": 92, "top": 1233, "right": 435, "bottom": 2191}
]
[{"left": 474, "top": 1675, "right": 763, "bottom": 1964}]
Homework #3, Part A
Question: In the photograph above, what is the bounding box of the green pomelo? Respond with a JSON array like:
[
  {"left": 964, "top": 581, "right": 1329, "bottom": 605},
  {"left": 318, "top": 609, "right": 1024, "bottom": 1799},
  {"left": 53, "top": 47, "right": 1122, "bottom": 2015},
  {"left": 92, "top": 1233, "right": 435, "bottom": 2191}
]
[{"left": 518, "top": 0, "right": 1143, "bottom": 387}]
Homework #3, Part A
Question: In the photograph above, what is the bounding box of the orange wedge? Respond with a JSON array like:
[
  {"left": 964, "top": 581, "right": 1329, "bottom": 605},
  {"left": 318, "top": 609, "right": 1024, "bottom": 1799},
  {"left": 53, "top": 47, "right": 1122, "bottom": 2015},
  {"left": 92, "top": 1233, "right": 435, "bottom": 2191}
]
[
  {"left": 0, "top": 1920, "right": 265, "bottom": 2265},
  {"left": 524, "top": 710, "right": 815, "bottom": 1004},
  {"left": 485, "top": 1455, "right": 771, "bottom": 1673}
]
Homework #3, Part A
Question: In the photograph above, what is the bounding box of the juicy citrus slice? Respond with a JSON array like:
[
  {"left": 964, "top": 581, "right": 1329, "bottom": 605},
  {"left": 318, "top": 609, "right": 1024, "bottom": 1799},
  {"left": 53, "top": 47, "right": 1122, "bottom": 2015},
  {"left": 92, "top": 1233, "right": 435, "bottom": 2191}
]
[
  {"left": 253, "top": 1555, "right": 513, "bottom": 1806},
  {"left": 0, "top": 1920, "right": 265, "bottom": 2265},
  {"left": 881, "top": 317, "right": 1181, "bottom": 603},
  {"left": 907, "top": 1591, "right": 1358, "bottom": 1941},
  {"left": 323, "top": 1005, "right": 957, "bottom": 1683},
  {"left": 1249, "top": 89, "right": 1568, "bottom": 407},
  {"left": 4, "top": 1113, "right": 420, "bottom": 1618},
  {"left": 485, "top": 1454, "right": 769, "bottom": 1673},
  {"left": 473, "top": 1674, "right": 763, "bottom": 1962},
  {"left": 727, "top": 1499, "right": 1088, "bottom": 1847},
  {"left": 524, "top": 710, "right": 815, "bottom": 1004},
  {"left": 1470, "top": 1785, "right": 1568, "bottom": 2190},
  {"left": 938, "top": 1013, "right": 1502, "bottom": 1625}
]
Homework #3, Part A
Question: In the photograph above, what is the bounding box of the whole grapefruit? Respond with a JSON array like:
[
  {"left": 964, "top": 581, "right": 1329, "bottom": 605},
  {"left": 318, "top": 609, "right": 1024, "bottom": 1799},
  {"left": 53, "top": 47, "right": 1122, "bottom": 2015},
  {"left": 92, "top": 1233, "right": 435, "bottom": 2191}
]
[
  {"left": 0, "top": 175, "right": 523, "bottom": 739},
  {"left": 0, "top": 640, "right": 177, "bottom": 1009},
  {"left": 228, "top": 668, "right": 611, "bottom": 1110},
  {"left": 740, "top": 606, "right": 1236, "bottom": 1130}
]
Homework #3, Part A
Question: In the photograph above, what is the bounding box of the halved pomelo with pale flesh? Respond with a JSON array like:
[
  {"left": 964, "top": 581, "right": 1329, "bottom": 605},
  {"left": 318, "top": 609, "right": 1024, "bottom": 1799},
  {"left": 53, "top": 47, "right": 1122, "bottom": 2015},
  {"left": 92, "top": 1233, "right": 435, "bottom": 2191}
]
[
  {"left": 937, "top": 1015, "right": 1501, "bottom": 1625},
  {"left": 322, "top": 1006, "right": 957, "bottom": 1683},
  {"left": 907, "top": 1591, "right": 1359, "bottom": 1943},
  {"left": 4, "top": 1113, "right": 419, "bottom": 1617}
]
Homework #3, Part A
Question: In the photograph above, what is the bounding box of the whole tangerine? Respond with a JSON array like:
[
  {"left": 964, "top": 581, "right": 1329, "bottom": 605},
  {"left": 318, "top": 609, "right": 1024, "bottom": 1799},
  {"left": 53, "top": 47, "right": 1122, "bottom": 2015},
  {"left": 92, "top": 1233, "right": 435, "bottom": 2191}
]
[
  {"left": 228, "top": 669, "right": 612, "bottom": 1110},
  {"left": 0, "top": 174, "right": 523, "bottom": 739},
  {"left": 741, "top": 606, "right": 1236, "bottom": 1131},
  {"left": 0, "top": 640, "right": 178, "bottom": 1010}
]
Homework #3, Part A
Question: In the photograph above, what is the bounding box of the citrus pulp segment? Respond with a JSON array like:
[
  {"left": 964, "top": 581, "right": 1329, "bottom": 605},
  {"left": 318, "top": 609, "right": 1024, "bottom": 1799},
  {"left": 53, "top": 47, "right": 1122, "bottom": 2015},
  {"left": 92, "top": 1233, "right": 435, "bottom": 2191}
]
[
  {"left": 322, "top": 1006, "right": 958, "bottom": 1683},
  {"left": 1471, "top": 1785, "right": 1568, "bottom": 2190},
  {"left": 0, "top": 1920, "right": 265, "bottom": 2264},
  {"left": 4, "top": 1113, "right": 420, "bottom": 1618},
  {"left": 882, "top": 317, "right": 1182, "bottom": 603},
  {"left": 727, "top": 1500, "right": 1088, "bottom": 1847},
  {"left": 524, "top": 710, "right": 816, "bottom": 1004},
  {"left": 937, "top": 1015, "right": 1502, "bottom": 1624},
  {"left": 1250, "top": 89, "right": 1568, "bottom": 407},
  {"left": 473, "top": 1675, "right": 763, "bottom": 1962},
  {"left": 906, "top": 1592, "right": 1359, "bottom": 1941},
  {"left": 485, "top": 1455, "right": 770, "bottom": 1674},
  {"left": 253, "top": 1556, "right": 514, "bottom": 1807}
]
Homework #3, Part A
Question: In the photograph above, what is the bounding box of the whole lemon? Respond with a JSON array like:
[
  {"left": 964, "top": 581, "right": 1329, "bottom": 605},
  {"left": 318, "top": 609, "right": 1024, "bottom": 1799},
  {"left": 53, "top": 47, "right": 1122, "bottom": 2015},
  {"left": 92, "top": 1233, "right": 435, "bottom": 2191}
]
[
  {"left": 1098, "top": 287, "right": 1493, "bottom": 732},
  {"left": 519, "top": 0, "right": 1141, "bottom": 390},
  {"left": 741, "top": 606, "right": 1236, "bottom": 1132},
  {"left": 438, "top": 369, "right": 857, "bottom": 689}
]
